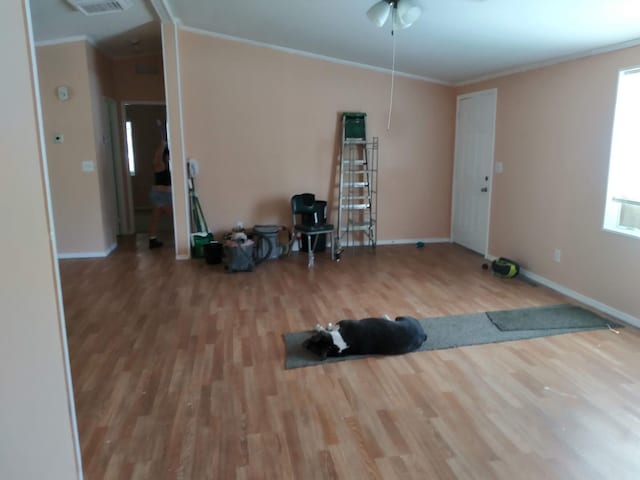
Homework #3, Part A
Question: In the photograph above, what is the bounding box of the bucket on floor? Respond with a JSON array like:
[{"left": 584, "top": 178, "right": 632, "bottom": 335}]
[
  {"left": 191, "top": 232, "right": 214, "bottom": 258},
  {"left": 224, "top": 240, "right": 255, "bottom": 272},
  {"left": 203, "top": 241, "right": 223, "bottom": 265},
  {"left": 253, "top": 224, "right": 281, "bottom": 260}
]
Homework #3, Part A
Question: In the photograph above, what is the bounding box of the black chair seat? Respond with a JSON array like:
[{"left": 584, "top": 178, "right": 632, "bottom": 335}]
[{"left": 294, "top": 224, "right": 334, "bottom": 234}]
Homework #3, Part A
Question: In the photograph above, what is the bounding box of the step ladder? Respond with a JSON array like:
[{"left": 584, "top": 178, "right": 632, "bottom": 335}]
[{"left": 336, "top": 112, "right": 378, "bottom": 255}]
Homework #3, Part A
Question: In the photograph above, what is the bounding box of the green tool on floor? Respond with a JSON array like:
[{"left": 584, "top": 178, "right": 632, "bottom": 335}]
[{"left": 188, "top": 159, "right": 213, "bottom": 258}]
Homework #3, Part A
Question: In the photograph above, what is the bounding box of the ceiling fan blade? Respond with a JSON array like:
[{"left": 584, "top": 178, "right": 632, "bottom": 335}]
[
  {"left": 367, "top": 1, "right": 392, "bottom": 27},
  {"left": 393, "top": 14, "right": 412, "bottom": 30},
  {"left": 397, "top": 0, "right": 422, "bottom": 27}
]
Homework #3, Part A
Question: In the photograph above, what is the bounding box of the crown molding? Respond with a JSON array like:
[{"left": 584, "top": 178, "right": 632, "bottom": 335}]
[
  {"left": 456, "top": 36, "right": 640, "bottom": 87},
  {"left": 179, "top": 25, "right": 452, "bottom": 86},
  {"left": 149, "top": 0, "right": 176, "bottom": 23},
  {"left": 35, "top": 35, "right": 96, "bottom": 48}
]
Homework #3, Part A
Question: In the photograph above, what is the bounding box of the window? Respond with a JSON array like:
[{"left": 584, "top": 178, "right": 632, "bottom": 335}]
[
  {"left": 604, "top": 67, "right": 640, "bottom": 238},
  {"left": 125, "top": 121, "right": 136, "bottom": 176}
]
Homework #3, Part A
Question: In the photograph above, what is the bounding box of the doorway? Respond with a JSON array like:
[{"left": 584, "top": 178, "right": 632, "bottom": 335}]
[
  {"left": 451, "top": 89, "right": 497, "bottom": 256},
  {"left": 122, "top": 103, "right": 172, "bottom": 240}
]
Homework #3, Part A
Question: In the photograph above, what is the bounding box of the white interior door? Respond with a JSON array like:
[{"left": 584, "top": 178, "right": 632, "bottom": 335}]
[{"left": 451, "top": 89, "right": 497, "bottom": 255}]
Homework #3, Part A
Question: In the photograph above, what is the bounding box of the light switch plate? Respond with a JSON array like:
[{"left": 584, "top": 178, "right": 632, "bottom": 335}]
[
  {"left": 495, "top": 162, "right": 504, "bottom": 174},
  {"left": 188, "top": 158, "right": 199, "bottom": 177},
  {"left": 82, "top": 160, "right": 95, "bottom": 172}
]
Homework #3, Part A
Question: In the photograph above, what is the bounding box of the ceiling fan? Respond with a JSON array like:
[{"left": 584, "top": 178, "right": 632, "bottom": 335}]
[
  {"left": 365, "top": 1, "right": 424, "bottom": 130},
  {"left": 366, "top": 0, "right": 423, "bottom": 30}
]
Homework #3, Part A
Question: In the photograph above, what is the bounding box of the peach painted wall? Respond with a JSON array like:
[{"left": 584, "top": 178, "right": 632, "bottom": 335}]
[
  {"left": 458, "top": 46, "right": 640, "bottom": 320},
  {"left": 178, "top": 30, "right": 456, "bottom": 241},
  {"left": 37, "top": 41, "right": 116, "bottom": 255},
  {"left": 112, "top": 53, "right": 165, "bottom": 102},
  {"left": 86, "top": 43, "right": 119, "bottom": 249},
  {"left": 1, "top": 1, "right": 80, "bottom": 478}
]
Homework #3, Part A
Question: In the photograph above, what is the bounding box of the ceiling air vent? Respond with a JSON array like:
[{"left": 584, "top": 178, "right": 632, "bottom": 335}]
[{"left": 67, "top": 0, "right": 133, "bottom": 16}]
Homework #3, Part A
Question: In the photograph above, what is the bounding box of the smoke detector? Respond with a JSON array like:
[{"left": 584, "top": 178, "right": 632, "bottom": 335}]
[{"left": 67, "top": 0, "right": 133, "bottom": 16}]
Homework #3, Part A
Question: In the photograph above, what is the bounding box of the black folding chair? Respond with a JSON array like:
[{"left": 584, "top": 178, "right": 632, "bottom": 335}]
[{"left": 290, "top": 193, "right": 335, "bottom": 267}]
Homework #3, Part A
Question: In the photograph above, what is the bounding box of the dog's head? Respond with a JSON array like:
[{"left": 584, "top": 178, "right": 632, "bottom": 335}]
[{"left": 302, "top": 331, "right": 340, "bottom": 360}]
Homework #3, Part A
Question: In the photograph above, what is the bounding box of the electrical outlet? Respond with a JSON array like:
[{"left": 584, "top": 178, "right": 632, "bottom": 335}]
[
  {"left": 56, "top": 86, "right": 69, "bottom": 101},
  {"left": 553, "top": 248, "right": 561, "bottom": 263}
]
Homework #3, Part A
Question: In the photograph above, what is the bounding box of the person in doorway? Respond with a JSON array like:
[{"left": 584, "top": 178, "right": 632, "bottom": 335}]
[{"left": 148, "top": 140, "right": 172, "bottom": 249}]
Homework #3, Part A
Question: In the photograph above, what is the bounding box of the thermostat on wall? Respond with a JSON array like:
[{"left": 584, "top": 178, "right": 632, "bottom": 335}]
[{"left": 57, "top": 86, "right": 69, "bottom": 101}]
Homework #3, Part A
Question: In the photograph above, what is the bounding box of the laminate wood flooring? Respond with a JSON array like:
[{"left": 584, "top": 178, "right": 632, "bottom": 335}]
[{"left": 59, "top": 239, "right": 640, "bottom": 479}]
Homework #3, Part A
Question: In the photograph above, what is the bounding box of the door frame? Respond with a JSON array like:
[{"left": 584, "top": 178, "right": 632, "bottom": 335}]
[
  {"left": 104, "top": 98, "right": 126, "bottom": 235},
  {"left": 120, "top": 100, "right": 167, "bottom": 235},
  {"left": 24, "top": 0, "right": 84, "bottom": 476},
  {"left": 450, "top": 88, "right": 498, "bottom": 257}
]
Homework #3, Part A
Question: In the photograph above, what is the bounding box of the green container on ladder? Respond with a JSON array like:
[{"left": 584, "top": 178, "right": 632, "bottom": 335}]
[{"left": 343, "top": 112, "right": 367, "bottom": 140}]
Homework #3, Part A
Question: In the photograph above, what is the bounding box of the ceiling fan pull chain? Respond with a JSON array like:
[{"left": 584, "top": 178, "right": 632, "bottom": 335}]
[{"left": 387, "top": 15, "right": 397, "bottom": 131}]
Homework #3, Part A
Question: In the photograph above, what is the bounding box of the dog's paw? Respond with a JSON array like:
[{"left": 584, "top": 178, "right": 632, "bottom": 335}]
[
  {"left": 383, "top": 314, "right": 392, "bottom": 321},
  {"left": 327, "top": 322, "right": 334, "bottom": 331},
  {"left": 314, "top": 323, "right": 323, "bottom": 332}
]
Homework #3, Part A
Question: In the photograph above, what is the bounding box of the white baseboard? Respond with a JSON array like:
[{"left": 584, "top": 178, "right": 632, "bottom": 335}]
[
  {"left": 57, "top": 242, "right": 117, "bottom": 259},
  {"left": 105, "top": 242, "right": 117, "bottom": 256},
  {"left": 519, "top": 268, "right": 640, "bottom": 328},
  {"left": 176, "top": 254, "right": 190, "bottom": 260}
]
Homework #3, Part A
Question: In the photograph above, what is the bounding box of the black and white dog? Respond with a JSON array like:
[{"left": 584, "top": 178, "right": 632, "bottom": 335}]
[{"left": 303, "top": 316, "right": 427, "bottom": 360}]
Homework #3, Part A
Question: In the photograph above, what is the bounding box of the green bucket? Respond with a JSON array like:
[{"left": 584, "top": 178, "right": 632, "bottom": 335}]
[{"left": 191, "top": 232, "right": 214, "bottom": 258}]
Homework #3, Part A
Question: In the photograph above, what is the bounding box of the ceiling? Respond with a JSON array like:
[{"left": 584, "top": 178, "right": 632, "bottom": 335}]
[
  {"left": 30, "top": 0, "right": 640, "bottom": 84},
  {"left": 31, "top": 0, "right": 162, "bottom": 57}
]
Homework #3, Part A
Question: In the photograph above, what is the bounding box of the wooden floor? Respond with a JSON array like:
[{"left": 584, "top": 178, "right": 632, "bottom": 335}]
[{"left": 59, "top": 239, "right": 640, "bottom": 480}]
